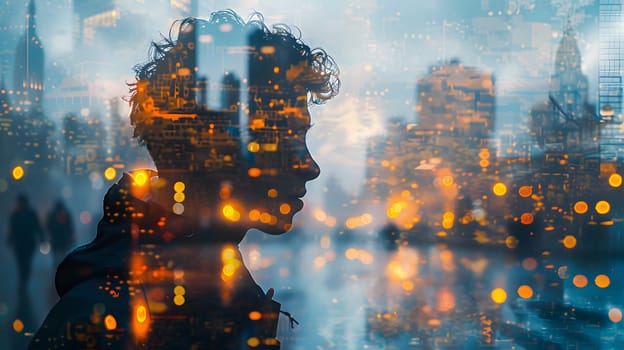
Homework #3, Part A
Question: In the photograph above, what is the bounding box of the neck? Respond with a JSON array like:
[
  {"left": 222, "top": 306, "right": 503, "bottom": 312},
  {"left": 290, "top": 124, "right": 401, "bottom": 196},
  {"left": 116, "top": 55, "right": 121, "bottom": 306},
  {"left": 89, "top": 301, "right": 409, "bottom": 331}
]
[{"left": 149, "top": 173, "right": 248, "bottom": 244}]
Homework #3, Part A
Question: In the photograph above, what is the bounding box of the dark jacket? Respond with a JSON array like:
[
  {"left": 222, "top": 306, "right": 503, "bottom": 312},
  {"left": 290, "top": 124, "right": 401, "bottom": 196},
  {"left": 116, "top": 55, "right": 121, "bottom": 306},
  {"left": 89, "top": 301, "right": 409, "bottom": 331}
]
[
  {"left": 30, "top": 174, "right": 281, "bottom": 349},
  {"left": 46, "top": 205, "right": 74, "bottom": 251}
]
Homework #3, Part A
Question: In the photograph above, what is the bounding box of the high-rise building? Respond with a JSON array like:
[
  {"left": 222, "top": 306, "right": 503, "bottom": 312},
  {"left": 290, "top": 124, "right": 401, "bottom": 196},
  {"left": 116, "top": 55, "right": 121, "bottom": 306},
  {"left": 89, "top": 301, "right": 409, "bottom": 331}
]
[
  {"left": 62, "top": 113, "right": 107, "bottom": 176},
  {"left": 13, "top": 0, "right": 44, "bottom": 113},
  {"left": 530, "top": 23, "right": 600, "bottom": 156},
  {"left": 598, "top": 0, "right": 623, "bottom": 119},
  {"left": 550, "top": 23, "right": 590, "bottom": 118},
  {"left": 415, "top": 59, "right": 496, "bottom": 139}
]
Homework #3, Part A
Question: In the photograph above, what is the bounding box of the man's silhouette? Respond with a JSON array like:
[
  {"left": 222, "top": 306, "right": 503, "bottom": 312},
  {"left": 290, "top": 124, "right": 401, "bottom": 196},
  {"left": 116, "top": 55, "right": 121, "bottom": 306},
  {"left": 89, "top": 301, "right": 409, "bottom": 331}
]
[
  {"left": 46, "top": 199, "right": 75, "bottom": 268},
  {"left": 30, "top": 10, "right": 339, "bottom": 349},
  {"left": 8, "top": 194, "right": 43, "bottom": 294}
]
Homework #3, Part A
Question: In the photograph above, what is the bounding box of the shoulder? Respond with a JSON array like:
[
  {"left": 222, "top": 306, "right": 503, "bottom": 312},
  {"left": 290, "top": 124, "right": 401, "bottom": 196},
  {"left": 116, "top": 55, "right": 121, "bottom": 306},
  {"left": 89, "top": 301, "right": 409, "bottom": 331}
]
[{"left": 29, "top": 279, "right": 136, "bottom": 349}]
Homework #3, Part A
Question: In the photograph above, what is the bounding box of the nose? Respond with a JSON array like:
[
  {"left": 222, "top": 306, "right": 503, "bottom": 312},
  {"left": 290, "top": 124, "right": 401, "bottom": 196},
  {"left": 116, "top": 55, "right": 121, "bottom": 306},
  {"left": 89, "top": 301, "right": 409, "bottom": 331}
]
[{"left": 301, "top": 152, "right": 320, "bottom": 181}]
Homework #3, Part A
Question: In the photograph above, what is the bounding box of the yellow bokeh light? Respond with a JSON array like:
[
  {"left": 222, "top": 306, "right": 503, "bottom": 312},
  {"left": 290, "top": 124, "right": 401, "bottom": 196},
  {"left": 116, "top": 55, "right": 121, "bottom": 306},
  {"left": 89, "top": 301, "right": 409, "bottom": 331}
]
[
  {"left": 314, "top": 209, "right": 327, "bottom": 222},
  {"left": 574, "top": 201, "right": 589, "bottom": 214},
  {"left": 573, "top": 274, "right": 588, "bottom": 288},
  {"left": 12, "top": 319, "right": 24, "bottom": 333},
  {"left": 442, "top": 211, "right": 454, "bottom": 229},
  {"left": 12, "top": 166, "right": 24, "bottom": 180},
  {"left": 222, "top": 263, "right": 237, "bottom": 277},
  {"left": 247, "top": 142, "right": 260, "bottom": 153},
  {"left": 267, "top": 189, "right": 278, "bottom": 198},
  {"left": 173, "top": 181, "right": 186, "bottom": 193},
  {"left": 518, "top": 186, "right": 532, "bottom": 197},
  {"left": 595, "top": 274, "right": 610, "bottom": 288},
  {"left": 222, "top": 204, "right": 240, "bottom": 222},
  {"left": 104, "top": 314, "right": 117, "bottom": 330},
  {"left": 173, "top": 295, "right": 185, "bottom": 306},
  {"left": 173, "top": 285, "right": 186, "bottom": 296},
  {"left": 248, "top": 311, "right": 262, "bottom": 321},
  {"left": 595, "top": 200, "right": 611, "bottom": 215},
  {"left": 259, "top": 212, "right": 271, "bottom": 224},
  {"left": 442, "top": 219, "right": 453, "bottom": 229},
  {"left": 249, "top": 209, "right": 261, "bottom": 221},
  {"left": 133, "top": 171, "right": 148, "bottom": 186},
  {"left": 490, "top": 288, "right": 507, "bottom": 304},
  {"left": 248, "top": 167, "right": 262, "bottom": 177},
  {"left": 247, "top": 337, "right": 261, "bottom": 348},
  {"left": 104, "top": 167, "right": 117, "bottom": 181},
  {"left": 279, "top": 203, "right": 291, "bottom": 215},
  {"left": 517, "top": 285, "right": 533, "bottom": 299},
  {"left": 562, "top": 235, "right": 577, "bottom": 249},
  {"left": 387, "top": 201, "right": 406, "bottom": 219},
  {"left": 345, "top": 218, "right": 356, "bottom": 229},
  {"left": 345, "top": 248, "right": 358, "bottom": 260},
  {"left": 173, "top": 192, "right": 185, "bottom": 203},
  {"left": 478, "top": 149, "right": 490, "bottom": 159},
  {"left": 402, "top": 280, "right": 414, "bottom": 291},
  {"left": 388, "top": 261, "right": 409, "bottom": 280},
  {"left": 428, "top": 319, "right": 441, "bottom": 327},
  {"left": 492, "top": 182, "right": 507, "bottom": 196},
  {"left": 136, "top": 305, "right": 147, "bottom": 323},
  {"left": 609, "top": 308, "right": 622, "bottom": 323},
  {"left": 505, "top": 236, "right": 519, "bottom": 249},
  {"left": 441, "top": 175, "right": 454, "bottom": 187},
  {"left": 608, "top": 173, "right": 622, "bottom": 188},
  {"left": 479, "top": 159, "right": 489, "bottom": 167},
  {"left": 222, "top": 247, "right": 236, "bottom": 261}
]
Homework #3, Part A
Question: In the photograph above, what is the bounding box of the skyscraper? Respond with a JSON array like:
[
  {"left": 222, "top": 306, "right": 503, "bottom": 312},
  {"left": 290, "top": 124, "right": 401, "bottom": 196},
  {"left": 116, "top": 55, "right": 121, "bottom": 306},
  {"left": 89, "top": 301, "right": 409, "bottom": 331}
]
[
  {"left": 530, "top": 23, "right": 600, "bottom": 168},
  {"left": 13, "top": 0, "right": 44, "bottom": 113},
  {"left": 549, "top": 22, "right": 590, "bottom": 120},
  {"left": 415, "top": 59, "right": 496, "bottom": 139},
  {"left": 599, "top": 0, "right": 623, "bottom": 119}
]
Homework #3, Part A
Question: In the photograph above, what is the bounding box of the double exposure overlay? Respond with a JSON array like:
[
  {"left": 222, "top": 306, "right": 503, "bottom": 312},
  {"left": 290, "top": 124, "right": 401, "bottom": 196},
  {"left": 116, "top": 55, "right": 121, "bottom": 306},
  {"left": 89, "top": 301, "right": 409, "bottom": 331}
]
[{"left": 1, "top": 1, "right": 624, "bottom": 349}]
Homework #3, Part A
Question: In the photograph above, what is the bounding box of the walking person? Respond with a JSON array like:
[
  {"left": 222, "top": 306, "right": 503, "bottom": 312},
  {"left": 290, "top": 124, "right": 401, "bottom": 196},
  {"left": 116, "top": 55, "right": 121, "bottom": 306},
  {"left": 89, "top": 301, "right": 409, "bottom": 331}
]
[
  {"left": 7, "top": 194, "right": 44, "bottom": 294},
  {"left": 46, "top": 199, "right": 75, "bottom": 268}
]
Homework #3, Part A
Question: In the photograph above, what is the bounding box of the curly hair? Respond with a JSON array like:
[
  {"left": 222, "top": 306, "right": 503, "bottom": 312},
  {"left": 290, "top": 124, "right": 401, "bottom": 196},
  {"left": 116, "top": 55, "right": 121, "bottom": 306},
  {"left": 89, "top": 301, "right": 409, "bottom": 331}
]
[{"left": 128, "top": 9, "right": 340, "bottom": 131}]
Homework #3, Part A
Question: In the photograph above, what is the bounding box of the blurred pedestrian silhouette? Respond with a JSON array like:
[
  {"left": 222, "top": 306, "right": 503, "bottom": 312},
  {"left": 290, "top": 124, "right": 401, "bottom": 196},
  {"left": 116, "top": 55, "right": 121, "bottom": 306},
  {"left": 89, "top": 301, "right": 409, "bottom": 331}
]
[
  {"left": 31, "top": 10, "right": 339, "bottom": 350},
  {"left": 46, "top": 199, "right": 75, "bottom": 268},
  {"left": 7, "top": 194, "right": 43, "bottom": 294}
]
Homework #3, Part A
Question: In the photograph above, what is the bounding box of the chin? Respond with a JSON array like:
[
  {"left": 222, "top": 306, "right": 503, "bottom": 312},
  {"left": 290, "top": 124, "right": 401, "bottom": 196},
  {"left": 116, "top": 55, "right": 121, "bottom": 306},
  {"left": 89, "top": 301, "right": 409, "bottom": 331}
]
[{"left": 256, "top": 216, "right": 296, "bottom": 235}]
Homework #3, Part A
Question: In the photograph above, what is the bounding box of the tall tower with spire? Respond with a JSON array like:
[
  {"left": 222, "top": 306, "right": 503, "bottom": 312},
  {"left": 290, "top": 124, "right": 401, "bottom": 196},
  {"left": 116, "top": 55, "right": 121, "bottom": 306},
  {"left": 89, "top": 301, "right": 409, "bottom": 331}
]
[
  {"left": 549, "top": 22, "right": 589, "bottom": 120},
  {"left": 531, "top": 22, "right": 599, "bottom": 153},
  {"left": 13, "top": 0, "right": 44, "bottom": 113}
]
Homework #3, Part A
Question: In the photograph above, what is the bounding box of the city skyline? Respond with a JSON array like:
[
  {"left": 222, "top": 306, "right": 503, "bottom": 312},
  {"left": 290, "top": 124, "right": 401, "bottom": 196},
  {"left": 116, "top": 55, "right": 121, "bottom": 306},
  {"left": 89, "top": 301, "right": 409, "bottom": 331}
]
[
  {"left": 0, "top": 0, "right": 615, "bottom": 194},
  {"left": 2, "top": 2, "right": 624, "bottom": 349}
]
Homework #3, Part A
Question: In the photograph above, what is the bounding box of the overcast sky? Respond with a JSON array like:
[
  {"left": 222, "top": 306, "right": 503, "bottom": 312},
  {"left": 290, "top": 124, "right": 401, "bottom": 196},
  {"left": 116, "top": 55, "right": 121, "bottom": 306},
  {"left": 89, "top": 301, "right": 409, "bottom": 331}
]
[{"left": 4, "top": 0, "right": 603, "bottom": 199}]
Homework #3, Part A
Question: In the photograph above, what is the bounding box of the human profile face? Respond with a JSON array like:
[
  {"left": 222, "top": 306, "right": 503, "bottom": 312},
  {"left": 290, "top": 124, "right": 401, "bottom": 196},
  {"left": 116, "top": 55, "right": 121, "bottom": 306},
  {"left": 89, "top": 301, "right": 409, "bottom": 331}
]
[
  {"left": 239, "top": 91, "right": 320, "bottom": 234},
  {"left": 211, "top": 42, "right": 323, "bottom": 234},
  {"left": 135, "top": 21, "right": 327, "bottom": 237}
]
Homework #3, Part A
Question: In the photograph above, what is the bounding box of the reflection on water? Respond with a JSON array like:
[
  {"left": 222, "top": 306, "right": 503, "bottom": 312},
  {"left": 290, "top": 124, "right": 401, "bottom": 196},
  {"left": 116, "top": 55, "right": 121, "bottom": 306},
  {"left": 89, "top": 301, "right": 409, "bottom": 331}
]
[
  {"left": 2, "top": 227, "right": 624, "bottom": 349},
  {"left": 243, "top": 229, "right": 624, "bottom": 350}
]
